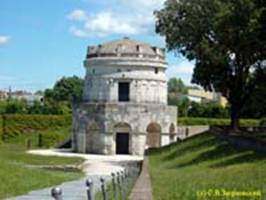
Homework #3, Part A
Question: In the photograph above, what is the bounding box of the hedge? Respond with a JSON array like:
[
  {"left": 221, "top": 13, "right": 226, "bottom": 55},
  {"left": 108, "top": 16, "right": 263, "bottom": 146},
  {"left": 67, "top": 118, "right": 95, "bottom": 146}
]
[
  {"left": 178, "top": 117, "right": 259, "bottom": 126},
  {"left": 1, "top": 114, "right": 71, "bottom": 140},
  {"left": 38, "top": 131, "right": 68, "bottom": 148}
]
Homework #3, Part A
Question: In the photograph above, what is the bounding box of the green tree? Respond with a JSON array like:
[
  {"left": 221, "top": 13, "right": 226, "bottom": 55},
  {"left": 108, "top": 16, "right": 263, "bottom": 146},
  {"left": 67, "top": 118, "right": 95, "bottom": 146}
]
[
  {"left": 5, "top": 99, "right": 28, "bottom": 114},
  {"left": 168, "top": 78, "right": 188, "bottom": 94},
  {"left": 45, "top": 76, "right": 84, "bottom": 103},
  {"left": 156, "top": 0, "right": 266, "bottom": 130},
  {"left": 27, "top": 100, "right": 43, "bottom": 114},
  {"left": 240, "top": 67, "right": 266, "bottom": 118}
]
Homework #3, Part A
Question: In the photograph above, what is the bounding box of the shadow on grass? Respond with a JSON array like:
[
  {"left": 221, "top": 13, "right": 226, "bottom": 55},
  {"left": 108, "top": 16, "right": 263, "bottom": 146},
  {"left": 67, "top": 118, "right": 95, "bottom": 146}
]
[
  {"left": 146, "top": 133, "right": 214, "bottom": 157},
  {"left": 148, "top": 132, "right": 266, "bottom": 170},
  {"left": 170, "top": 140, "right": 266, "bottom": 169},
  {"left": 210, "top": 151, "right": 266, "bottom": 168},
  {"left": 161, "top": 135, "right": 218, "bottom": 162}
]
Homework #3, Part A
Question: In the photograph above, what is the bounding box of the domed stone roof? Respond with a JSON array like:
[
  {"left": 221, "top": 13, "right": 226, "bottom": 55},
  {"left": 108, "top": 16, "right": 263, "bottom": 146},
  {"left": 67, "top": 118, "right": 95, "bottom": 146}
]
[{"left": 86, "top": 37, "right": 165, "bottom": 59}]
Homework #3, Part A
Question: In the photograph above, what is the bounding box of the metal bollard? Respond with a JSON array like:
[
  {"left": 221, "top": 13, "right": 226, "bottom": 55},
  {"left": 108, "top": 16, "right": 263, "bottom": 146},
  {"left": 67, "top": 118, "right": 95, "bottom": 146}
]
[
  {"left": 116, "top": 171, "right": 121, "bottom": 199},
  {"left": 100, "top": 177, "right": 108, "bottom": 200},
  {"left": 86, "top": 178, "right": 94, "bottom": 200},
  {"left": 51, "top": 187, "right": 63, "bottom": 200},
  {"left": 120, "top": 171, "right": 126, "bottom": 200},
  {"left": 124, "top": 169, "right": 129, "bottom": 193},
  {"left": 111, "top": 172, "right": 118, "bottom": 200}
]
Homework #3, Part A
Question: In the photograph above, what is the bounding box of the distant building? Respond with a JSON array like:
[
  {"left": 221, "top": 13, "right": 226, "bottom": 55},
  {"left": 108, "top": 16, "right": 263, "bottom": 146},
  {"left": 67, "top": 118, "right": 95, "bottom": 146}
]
[
  {"left": 0, "top": 89, "right": 43, "bottom": 104},
  {"left": 0, "top": 90, "right": 8, "bottom": 100},
  {"left": 11, "top": 92, "right": 43, "bottom": 104},
  {"left": 187, "top": 89, "right": 227, "bottom": 107}
]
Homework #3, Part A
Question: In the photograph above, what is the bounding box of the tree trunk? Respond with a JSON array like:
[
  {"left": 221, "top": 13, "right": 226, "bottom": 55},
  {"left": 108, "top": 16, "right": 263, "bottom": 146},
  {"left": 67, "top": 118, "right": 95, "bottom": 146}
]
[{"left": 230, "top": 101, "right": 240, "bottom": 132}]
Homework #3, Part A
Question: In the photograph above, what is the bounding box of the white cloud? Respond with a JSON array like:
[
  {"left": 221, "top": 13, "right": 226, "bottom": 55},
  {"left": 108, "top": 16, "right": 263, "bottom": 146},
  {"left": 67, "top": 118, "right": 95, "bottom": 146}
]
[
  {"left": 67, "top": 0, "right": 166, "bottom": 37},
  {"left": 67, "top": 9, "right": 88, "bottom": 21},
  {"left": 118, "top": 0, "right": 165, "bottom": 13},
  {"left": 68, "top": 11, "right": 150, "bottom": 37},
  {"left": 85, "top": 12, "right": 138, "bottom": 36},
  {"left": 70, "top": 26, "right": 89, "bottom": 38},
  {"left": 166, "top": 60, "right": 195, "bottom": 84},
  {"left": 175, "top": 61, "right": 195, "bottom": 74},
  {"left": 0, "top": 35, "right": 10, "bottom": 45}
]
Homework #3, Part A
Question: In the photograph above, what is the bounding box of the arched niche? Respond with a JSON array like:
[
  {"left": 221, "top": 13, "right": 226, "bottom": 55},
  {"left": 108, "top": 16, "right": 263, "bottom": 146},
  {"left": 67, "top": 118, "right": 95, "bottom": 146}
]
[
  {"left": 86, "top": 121, "right": 100, "bottom": 153},
  {"left": 146, "top": 122, "right": 162, "bottom": 148}
]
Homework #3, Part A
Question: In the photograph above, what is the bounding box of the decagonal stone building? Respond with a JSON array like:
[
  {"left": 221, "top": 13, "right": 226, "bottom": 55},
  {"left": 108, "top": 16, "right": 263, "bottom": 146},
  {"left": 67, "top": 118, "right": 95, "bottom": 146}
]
[{"left": 72, "top": 37, "right": 177, "bottom": 156}]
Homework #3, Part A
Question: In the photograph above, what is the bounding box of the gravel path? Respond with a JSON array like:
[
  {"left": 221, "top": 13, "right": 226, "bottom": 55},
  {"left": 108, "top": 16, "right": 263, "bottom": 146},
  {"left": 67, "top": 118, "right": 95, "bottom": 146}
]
[{"left": 7, "top": 149, "right": 143, "bottom": 200}]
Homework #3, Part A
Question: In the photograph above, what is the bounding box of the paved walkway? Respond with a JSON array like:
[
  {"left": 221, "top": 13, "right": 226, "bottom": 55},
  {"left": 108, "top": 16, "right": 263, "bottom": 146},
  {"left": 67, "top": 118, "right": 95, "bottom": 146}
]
[
  {"left": 129, "top": 157, "right": 153, "bottom": 200},
  {"left": 28, "top": 149, "right": 143, "bottom": 175},
  {"left": 8, "top": 175, "right": 109, "bottom": 200},
  {"left": 7, "top": 149, "right": 143, "bottom": 200}
]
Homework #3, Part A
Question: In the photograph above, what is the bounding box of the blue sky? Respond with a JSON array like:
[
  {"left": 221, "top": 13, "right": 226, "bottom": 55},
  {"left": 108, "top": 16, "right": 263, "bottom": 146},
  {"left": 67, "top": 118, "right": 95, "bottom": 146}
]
[{"left": 0, "top": 0, "right": 194, "bottom": 92}]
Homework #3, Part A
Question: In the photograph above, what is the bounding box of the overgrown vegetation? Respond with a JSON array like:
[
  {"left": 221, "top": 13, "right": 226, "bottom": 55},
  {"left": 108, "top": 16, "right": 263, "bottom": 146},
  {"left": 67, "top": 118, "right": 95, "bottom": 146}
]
[
  {"left": 0, "top": 99, "right": 71, "bottom": 115},
  {"left": 0, "top": 114, "right": 71, "bottom": 140},
  {"left": 148, "top": 133, "right": 266, "bottom": 200}
]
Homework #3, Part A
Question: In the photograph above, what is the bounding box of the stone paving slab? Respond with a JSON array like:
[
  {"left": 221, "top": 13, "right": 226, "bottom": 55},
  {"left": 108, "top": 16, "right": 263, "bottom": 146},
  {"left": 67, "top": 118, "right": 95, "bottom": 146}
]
[{"left": 129, "top": 157, "right": 153, "bottom": 200}]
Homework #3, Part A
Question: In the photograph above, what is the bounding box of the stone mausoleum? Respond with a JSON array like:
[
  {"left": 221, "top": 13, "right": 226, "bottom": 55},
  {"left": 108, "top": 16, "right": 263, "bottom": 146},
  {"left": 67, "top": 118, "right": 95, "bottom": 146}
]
[{"left": 72, "top": 38, "right": 177, "bottom": 156}]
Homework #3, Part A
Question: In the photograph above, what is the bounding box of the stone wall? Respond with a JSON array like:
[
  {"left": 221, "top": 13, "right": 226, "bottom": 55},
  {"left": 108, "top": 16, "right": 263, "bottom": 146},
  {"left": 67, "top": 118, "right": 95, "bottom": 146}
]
[
  {"left": 177, "top": 126, "right": 210, "bottom": 140},
  {"left": 73, "top": 103, "right": 177, "bottom": 156},
  {"left": 83, "top": 58, "right": 168, "bottom": 104}
]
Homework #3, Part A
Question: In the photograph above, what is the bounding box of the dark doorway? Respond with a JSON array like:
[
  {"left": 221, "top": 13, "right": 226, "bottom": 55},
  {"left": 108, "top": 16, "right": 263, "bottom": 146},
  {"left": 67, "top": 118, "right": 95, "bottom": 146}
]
[
  {"left": 119, "top": 82, "right": 130, "bottom": 102},
  {"left": 116, "top": 133, "right": 129, "bottom": 154}
]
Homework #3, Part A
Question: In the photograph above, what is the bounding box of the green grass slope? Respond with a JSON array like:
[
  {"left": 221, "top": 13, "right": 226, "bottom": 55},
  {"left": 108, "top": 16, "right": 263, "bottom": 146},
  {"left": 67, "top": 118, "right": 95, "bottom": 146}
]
[
  {"left": 148, "top": 133, "right": 266, "bottom": 200},
  {"left": 0, "top": 134, "right": 84, "bottom": 199}
]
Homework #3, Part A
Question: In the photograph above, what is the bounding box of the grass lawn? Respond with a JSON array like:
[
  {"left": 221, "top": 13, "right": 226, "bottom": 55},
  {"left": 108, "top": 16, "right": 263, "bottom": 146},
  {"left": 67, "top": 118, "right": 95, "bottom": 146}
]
[
  {"left": 0, "top": 131, "right": 84, "bottom": 199},
  {"left": 241, "top": 131, "right": 266, "bottom": 142},
  {"left": 148, "top": 133, "right": 266, "bottom": 200}
]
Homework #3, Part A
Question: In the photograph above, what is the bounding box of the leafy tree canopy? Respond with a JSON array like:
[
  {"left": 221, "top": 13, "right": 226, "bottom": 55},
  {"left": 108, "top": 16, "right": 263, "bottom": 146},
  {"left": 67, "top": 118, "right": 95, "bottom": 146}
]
[
  {"left": 156, "top": 0, "right": 266, "bottom": 130},
  {"left": 168, "top": 78, "right": 188, "bottom": 94},
  {"left": 45, "top": 76, "right": 84, "bottom": 103}
]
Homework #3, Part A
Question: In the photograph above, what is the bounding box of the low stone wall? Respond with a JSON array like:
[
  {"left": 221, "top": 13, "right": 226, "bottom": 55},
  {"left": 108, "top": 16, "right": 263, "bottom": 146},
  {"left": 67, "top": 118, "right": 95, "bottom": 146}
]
[
  {"left": 177, "top": 125, "right": 210, "bottom": 140},
  {"left": 215, "top": 125, "right": 266, "bottom": 133}
]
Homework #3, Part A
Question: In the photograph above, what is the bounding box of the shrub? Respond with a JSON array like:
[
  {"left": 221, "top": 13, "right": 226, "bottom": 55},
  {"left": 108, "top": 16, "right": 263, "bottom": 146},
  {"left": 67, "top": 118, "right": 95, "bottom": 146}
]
[
  {"left": 259, "top": 118, "right": 266, "bottom": 127},
  {"left": 38, "top": 131, "right": 66, "bottom": 148},
  {"left": 5, "top": 99, "right": 28, "bottom": 114},
  {"left": 187, "top": 102, "right": 229, "bottom": 118}
]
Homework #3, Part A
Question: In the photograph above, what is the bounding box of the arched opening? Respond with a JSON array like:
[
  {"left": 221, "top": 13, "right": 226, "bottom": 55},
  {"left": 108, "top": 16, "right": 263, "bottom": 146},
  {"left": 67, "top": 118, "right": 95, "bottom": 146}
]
[
  {"left": 86, "top": 121, "right": 100, "bottom": 153},
  {"left": 169, "top": 123, "right": 175, "bottom": 142},
  {"left": 146, "top": 122, "right": 161, "bottom": 148},
  {"left": 114, "top": 122, "right": 131, "bottom": 154}
]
